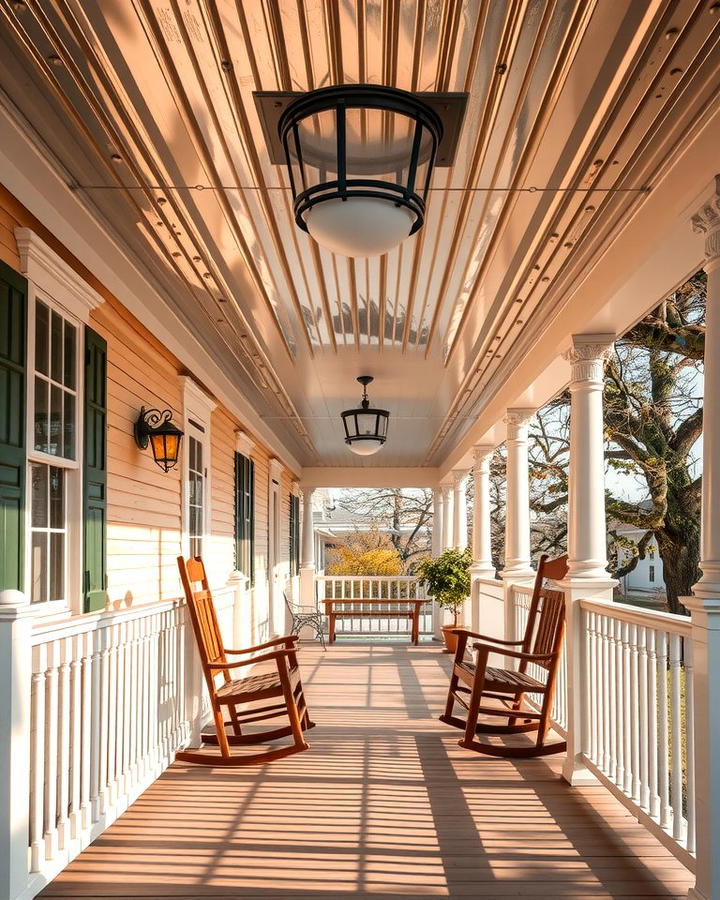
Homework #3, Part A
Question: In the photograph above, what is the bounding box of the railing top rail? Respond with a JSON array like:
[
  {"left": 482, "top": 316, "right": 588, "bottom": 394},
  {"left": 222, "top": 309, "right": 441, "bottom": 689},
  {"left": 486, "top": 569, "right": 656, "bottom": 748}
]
[
  {"left": 579, "top": 597, "right": 692, "bottom": 637},
  {"left": 31, "top": 596, "right": 186, "bottom": 645},
  {"left": 315, "top": 575, "right": 422, "bottom": 582},
  {"left": 511, "top": 584, "right": 534, "bottom": 596}
]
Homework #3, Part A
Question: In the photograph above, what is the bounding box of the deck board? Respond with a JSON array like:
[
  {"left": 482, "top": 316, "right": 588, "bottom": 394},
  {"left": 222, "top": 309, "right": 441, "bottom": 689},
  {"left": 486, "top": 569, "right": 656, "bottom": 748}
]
[{"left": 40, "top": 642, "right": 694, "bottom": 898}]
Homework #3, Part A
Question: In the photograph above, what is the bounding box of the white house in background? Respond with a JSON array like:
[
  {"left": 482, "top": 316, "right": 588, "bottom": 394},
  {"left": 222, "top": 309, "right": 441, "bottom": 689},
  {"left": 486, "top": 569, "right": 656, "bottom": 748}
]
[
  {"left": 312, "top": 493, "right": 431, "bottom": 572},
  {"left": 614, "top": 524, "right": 665, "bottom": 594}
]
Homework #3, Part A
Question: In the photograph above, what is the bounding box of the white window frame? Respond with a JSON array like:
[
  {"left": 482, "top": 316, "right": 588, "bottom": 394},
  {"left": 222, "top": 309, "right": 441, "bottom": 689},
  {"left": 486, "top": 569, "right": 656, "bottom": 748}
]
[
  {"left": 181, "top": 377, "right": 216, "bottom": 563},
  {"left": 16, "top": 227, "right": 102, "bottom": 615}
]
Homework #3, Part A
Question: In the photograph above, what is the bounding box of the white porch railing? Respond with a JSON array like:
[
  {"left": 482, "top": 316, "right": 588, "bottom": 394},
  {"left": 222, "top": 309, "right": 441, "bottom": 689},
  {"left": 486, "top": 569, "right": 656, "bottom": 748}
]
[
  {"left": 510, "top": 582, "right": 696, "bottom": 870},
  {"left": 579, "top": 599, "right": 695, "bottom": 870},
  {"left": 315, "top": 576, "right": 432, "bottom": 637},
  {"left": 511, "top": 584, "right": 568, "bottom": 735},
  {"left": 0, "top": 585, "right": 237, "bottom": 900}
]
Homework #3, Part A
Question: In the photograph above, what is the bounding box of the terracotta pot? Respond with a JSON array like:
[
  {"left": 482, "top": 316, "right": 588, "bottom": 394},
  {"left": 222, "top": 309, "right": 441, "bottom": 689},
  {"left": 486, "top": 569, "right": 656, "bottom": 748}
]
[{"left": 441, "top": 624, "right": 465, "bottom": 654}]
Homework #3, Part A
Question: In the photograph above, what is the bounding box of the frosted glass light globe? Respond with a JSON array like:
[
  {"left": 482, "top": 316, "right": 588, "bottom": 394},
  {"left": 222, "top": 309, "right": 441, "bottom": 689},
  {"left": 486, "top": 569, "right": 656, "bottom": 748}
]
[
  {"left": 347, "top": 441, "right": 383, "bottom": 456},
  {"left": 305, "top": 197, "right": 415, "bottom": 258}
]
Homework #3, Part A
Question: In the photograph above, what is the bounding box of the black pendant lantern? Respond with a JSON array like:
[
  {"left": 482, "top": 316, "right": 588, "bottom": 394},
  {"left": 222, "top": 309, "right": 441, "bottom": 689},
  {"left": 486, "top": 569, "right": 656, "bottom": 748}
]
[
  {"left": 341, "top": 376, "right": 390, "bottom": 456},
  {"left": 255, "top": 85, "right": 467, "bottom": 258},
  {"left": 134, "top": 407, "right": 184, "bottom": 473}
]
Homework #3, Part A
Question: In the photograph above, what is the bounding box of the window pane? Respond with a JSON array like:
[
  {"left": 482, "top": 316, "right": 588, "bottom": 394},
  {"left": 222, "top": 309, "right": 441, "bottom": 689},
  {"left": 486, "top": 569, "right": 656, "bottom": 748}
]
[
  {"left": 63, "top": 321, "right": 76, "bottom": 389},
  {"left": 50, "top": 384, "right": 63, "bottom": 456},
  {"left": 51, "top": 310, "right": 63, "bottom": 383},
  {"left": 34, "top": 377, "right": 48, "bottom": 453},
  {"left": 31, "top": 464, "right": 48, "bottom": 528},
  {"left": 63, "top": 393, "right": 75, "bottom": 459},
  {"left": 49, "top": 467, "right": 64, "bottom": 529},
  {"left": 50, "top": 532, "right": 65, "bottom": 603},
  {"left": 31, "top": 533, "right": 47, "bottom": 604},
  {"left": 35, "top": 301, "right": 49, "bottom": 376},
  {"left": 189, "top": 436, "right": 197, "bottom": 471}
]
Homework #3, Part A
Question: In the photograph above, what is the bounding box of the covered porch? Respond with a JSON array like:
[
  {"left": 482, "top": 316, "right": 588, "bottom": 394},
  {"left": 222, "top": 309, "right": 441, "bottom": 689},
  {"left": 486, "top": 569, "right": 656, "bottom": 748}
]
[
  {"left": 38, "top": 642, "right": 693, "bottom": 899},
  {"left": 0, "top": 1, "right": 719, "bottom": 898}
]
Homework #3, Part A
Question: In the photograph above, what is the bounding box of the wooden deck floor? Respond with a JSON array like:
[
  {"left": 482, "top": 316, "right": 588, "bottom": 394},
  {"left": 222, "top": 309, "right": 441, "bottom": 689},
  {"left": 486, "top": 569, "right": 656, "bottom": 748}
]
[{"left": 41, "top": 642, "right": 694, "bottom": 899}]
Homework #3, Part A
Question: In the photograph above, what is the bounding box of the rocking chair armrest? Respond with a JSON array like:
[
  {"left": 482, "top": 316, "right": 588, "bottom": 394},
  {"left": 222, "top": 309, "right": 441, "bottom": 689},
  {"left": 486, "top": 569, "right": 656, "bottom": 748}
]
[
  {"left": 472, "top": 642, "right": 556, "bottom": 664},
  {"left": 223, "top": 635, "right": 299, "bottom": 655},
  {"left": 207, "top": 648, "right": 295, "bottom": 669},
  {"left": 451, "top": 628, "right": 525, "bottom": 646}
]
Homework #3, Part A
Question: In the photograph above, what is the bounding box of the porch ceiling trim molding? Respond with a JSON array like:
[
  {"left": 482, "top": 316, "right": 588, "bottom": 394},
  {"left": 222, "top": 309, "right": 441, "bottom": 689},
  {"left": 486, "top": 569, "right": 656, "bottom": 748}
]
[
  {"left": 299, "top": 467, "right": 441, "bottom": 490},
  {"left": 14, "top": 226, "right": 102, "bottom": 324}
]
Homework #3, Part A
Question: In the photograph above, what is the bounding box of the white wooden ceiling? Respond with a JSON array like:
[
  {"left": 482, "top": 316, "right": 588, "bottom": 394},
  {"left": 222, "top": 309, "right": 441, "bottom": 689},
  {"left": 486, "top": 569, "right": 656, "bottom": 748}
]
[{"left": 0, "top": 0, "right": 718, "bottom": 467}]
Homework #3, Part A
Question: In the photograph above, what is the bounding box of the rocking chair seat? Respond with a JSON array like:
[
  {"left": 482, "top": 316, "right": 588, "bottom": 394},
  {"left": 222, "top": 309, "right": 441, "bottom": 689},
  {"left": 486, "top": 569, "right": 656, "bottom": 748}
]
[
  {"left": 462, "top": 663, "right": 545, "bottom": 695},
  {"left": 216, "top": 669, "right": 292, "bottom": 703}
]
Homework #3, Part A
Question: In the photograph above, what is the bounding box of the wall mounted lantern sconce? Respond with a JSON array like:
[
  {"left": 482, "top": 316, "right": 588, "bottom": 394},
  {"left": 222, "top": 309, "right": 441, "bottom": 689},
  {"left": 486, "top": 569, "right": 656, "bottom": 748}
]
[{"left": 134, "top": 407, "right": 184, "bottom": 472}]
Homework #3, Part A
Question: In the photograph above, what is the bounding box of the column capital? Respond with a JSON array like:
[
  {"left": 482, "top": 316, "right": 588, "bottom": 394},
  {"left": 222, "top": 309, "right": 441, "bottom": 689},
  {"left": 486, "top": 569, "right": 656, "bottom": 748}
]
[
  {"left": 504, "top": 408, "right": 535, "bottom": 437},
  {"left": 452, "top": 469, "right": 469, "bottom": 487},
  {"left": 472, "top": 444, "right": 495, "bottom": 467},
  {"left": 691, "top": 174, "right": 720, "bottom": 264},
  {"left": 563, "top": 334, "right": 615, "bottom": 383}
]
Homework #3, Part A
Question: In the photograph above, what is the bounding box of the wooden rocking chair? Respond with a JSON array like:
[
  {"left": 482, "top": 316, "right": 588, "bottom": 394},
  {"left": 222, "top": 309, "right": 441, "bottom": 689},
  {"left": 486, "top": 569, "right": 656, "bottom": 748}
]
[
  {"left": 440, "top": 553, "right": 569, "bottom": 758},
  {"left": 176, "top": 555, "right": 314, "bottom": 766}
]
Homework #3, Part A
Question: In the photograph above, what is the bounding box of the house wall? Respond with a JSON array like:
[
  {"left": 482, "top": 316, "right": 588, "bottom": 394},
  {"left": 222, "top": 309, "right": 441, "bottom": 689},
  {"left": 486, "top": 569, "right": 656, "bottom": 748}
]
[{"left": 0, "top": 184, "right": 297, "bottom": 640}]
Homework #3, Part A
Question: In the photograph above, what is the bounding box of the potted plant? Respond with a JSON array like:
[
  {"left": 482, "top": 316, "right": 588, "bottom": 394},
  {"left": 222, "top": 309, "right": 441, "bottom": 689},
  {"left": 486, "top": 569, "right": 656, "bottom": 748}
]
[{"left": 418, "top": 547, "right": 472, "bottom": 653}]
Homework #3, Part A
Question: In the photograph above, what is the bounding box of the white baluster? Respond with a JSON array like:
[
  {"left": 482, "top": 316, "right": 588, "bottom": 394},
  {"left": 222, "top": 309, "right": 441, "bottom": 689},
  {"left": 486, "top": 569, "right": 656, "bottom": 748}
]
[
  {"left": 44, "top": 641, "right": 59, "bottom": 861},
  {"left": 617, "top": 620, "right": 628, "bottom": 791},
  {"left": 69, "top": 637, "right": 82, "bottom": 840},
  {"left": 658, "top": 632, "right": 670, "bottom": 831},
  {"left": 30, "top": 645, "right": 46, "bottom": 872},
  {"left": 609, "top": 618, "right": 618, "bottom": 783},
  {"left": 630, "top": 624, "right": 641, "bottom": 803},
  {"left": 56, "top": 643, "right": 71, "bottom": 850},
  {"left": 685, "top": 637, "right": 696, "bottom": 854},
  {"left": 669, "top": 633, "right": 683, "bottom": 842},
  {"left": 647, "top": 629, "right": 660, "bottom": 820},
  {"left": 601, "top": 616, "right": 611, "bottom": 774},
  {"left": 80, "top": 632, "right": 92, "bottom": 830},
  {"left": 588, "top": 612, "right": 598, "bottom": 763},
  {"left": 638, "top": 626, "right": 650, "bottom": 812}
]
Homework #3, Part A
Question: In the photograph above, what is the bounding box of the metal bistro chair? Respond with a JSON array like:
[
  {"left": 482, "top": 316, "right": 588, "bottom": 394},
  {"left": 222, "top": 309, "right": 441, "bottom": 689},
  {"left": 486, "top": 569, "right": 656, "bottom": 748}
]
[{"left": 284, "top": 584, "right": 327, "bottom": 650}]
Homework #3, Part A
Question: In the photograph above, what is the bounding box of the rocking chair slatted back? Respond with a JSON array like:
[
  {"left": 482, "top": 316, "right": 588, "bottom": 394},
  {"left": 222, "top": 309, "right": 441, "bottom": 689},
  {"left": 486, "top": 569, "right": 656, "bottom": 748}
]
[
  {"left": 519, "top": 554, "right": 568, "bottom": 667},
  {"left": 525, "top": 587, "right": 565, "bottom": 669},
  {"left": 178, "top": 557, "right": 229, "bottom": 684}
]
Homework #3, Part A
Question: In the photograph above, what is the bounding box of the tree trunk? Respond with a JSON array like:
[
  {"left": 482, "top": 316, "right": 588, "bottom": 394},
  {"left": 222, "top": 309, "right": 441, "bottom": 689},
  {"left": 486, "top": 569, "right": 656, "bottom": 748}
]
[{"left": 656, "top": 525, "right": 700, "bottom": 616}]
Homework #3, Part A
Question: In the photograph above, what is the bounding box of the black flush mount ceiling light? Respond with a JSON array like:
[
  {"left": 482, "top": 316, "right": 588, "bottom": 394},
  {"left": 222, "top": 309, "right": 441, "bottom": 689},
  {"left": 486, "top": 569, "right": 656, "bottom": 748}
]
[
  {"left": 255, "top": 85, "right": 467, "bottom": 258},
  {"left": 134, "top": 407, "right": 184, "bottom": 472},
  {"left": 341, "top": 376, "right": 390, "bottom": 456}
]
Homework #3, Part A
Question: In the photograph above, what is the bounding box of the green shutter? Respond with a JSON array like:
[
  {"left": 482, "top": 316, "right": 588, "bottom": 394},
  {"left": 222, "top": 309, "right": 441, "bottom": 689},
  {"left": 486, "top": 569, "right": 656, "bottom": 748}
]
[
  {"left": 234, "top": 452, "right": 255, "bottom": 585},
  {"left": 83, "top": 327, "right": 107, "bottom": 612},
  {"left": 0, "top": 261, "right": 27, "bottom": 592},
  {"left": 289, "top": 493, "right": 300, "bottom": 576}
]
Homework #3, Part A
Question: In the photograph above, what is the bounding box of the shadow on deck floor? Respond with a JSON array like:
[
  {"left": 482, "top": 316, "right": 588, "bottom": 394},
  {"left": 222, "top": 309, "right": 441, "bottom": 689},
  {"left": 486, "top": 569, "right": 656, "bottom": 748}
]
[{"left": 40, "top": 642, "right": 693, "bottom": 899}]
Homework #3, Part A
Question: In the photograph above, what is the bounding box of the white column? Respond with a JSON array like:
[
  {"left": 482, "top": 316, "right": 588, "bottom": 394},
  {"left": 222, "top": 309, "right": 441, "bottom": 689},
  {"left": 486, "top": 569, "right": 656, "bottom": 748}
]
[
  {"left": 300, "top": 487, "right": 316, "bottom": 606},
  {"left": 686, "top": 179, "right": 720, "bottom": 900},
  {"left": 502, "top": 409, "right": 535, "bottom": 580},
  {"left": 442, "top": 483, "right": 453, "bottom": 550},
  {"left": 452, "top": 470, "right": 469, "bottom": 550},
  {"left": 432, "top": 489, "right": 444, "bottom": 557},
  {"left": 558, "top": 335, "right": 616, "bottom": 785},
  {"left": 0, "top": 591, "right": 33, "bottom": 900},
  {"left": 470, "top": 446, "right": 496, "bottom": 579}
]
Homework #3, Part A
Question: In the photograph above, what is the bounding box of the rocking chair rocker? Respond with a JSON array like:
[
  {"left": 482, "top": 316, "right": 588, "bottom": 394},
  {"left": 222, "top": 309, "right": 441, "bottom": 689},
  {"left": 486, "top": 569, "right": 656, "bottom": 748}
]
[
  {"left": 440, "top": 553, "right": 569, "bottom": 759},
  {"left": 176, "top": 555, "right": 314, "bottom": 766}
]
